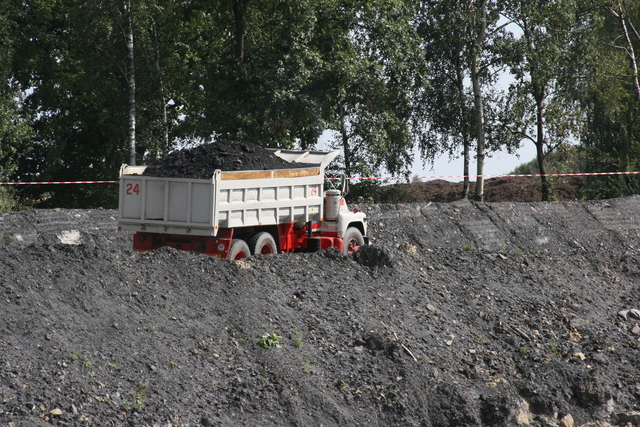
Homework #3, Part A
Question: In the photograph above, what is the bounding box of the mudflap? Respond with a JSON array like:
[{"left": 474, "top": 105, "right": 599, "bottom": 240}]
[{"left": 132, "top": 229, "right": 234, "bottom": 258}]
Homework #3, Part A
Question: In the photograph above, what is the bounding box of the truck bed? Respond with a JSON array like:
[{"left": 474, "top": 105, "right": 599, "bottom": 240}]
[{"left": 119, "top": 150, "right": 338, "bottom": 237}]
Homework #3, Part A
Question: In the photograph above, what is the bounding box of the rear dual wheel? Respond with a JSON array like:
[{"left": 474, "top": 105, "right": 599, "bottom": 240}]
[
  {"left": 229, "top": 239, "right": 250, "bottom": 260},
  {"left": 248, "top": 232, "right": 278, "bottom": 255}
]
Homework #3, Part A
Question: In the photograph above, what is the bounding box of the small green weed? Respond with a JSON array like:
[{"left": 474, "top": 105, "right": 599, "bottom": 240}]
[
  {"left": 131, "top": 381, "right": 149, "bottom": 412},
  {"left": 258, "top": 333, "right": 282, "bottom": 349},
  {"left": 462, "top": 243, "right": 474, "bottom": 251},
  {"left": 292, "top": 329, "right": 303, "bottom": 348},
  {"left": 4, "top": 233, "right": 15, "bottom": 245}
]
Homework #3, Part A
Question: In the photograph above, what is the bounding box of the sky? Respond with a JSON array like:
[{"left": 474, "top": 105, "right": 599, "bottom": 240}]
[
  {"left": 319, "top": 130, "right": 539, "bottom": 183},
  {"left": 411, "top": 143, "right": 539, "bottom": 182}
]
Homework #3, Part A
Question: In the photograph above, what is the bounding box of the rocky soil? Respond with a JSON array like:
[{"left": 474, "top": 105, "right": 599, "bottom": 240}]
[
  {"left": 2, "top": 195, "right": 640, "bottom": 427},
  {"left": 1, "top": 142, "right": 640, "bottom": 426}
]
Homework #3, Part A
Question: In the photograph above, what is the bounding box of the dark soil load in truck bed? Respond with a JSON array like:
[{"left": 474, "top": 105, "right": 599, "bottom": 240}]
[{"left": 141, "top": 140, "right": 314, "bottom": 179}]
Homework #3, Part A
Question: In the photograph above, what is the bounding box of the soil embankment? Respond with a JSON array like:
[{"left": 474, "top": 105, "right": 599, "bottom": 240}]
[{"left": 2, "top": 196, "right": 640, "bottom": 426}]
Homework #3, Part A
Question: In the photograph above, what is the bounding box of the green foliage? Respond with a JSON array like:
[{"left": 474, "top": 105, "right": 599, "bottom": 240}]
[
  {"left": 292, "top": 329, "right": 303, "bottom": 349},
  {"left": 510, "top": 145, "right": 587, "bottom": 175},
  {"left": 577, "top": 1, "right": 640, "bottom": 200},
  {"left": 500, "top": 0, "right": 590, "bottom": 201},
  {"left": 4, "top": 232, "right": 15, "bottom": 245},
  {"left": 0, "top": 188, "right": 20, "bottom": 213},
  {"left": 122, "top": 380, "right": 149, "bottom": 412},
  {"left": 81, "top": 357, "right": 92, "bottom": 369},
  {"left": 258, "top": 333, "right": 282, "bottom": 349},
  {"left": 0, "top": 0, "right": 639, "bottom": 208},
  {"left": 319, "top": 0, "right": 428, "bottom": 178}
]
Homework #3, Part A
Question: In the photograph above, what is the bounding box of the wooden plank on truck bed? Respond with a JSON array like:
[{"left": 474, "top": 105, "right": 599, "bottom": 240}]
[
  {"left": 274, "top": 168, "right": 320, "bottom": 178},
  {"left": 220, "top": 171, "right": 273, "bottom": 180}
]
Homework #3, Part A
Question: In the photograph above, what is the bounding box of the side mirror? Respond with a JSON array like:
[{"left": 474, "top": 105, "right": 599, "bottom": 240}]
[{"left": 341, "top": 175, "right": 349, "bottom": 196}]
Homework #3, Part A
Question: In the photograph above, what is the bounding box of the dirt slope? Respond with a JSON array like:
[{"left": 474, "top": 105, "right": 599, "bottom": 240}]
[{"left": 2, "top": 197, "right": 640, "bottom": 427}]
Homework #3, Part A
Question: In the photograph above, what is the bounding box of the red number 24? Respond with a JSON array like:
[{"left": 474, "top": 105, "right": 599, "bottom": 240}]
[{"left": 126, "top": 183, "right": 140, "bottom": 195}]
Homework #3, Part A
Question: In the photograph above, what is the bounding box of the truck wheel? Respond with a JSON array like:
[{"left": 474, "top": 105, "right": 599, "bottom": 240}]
[
  {"left": 229, "top": 239, "right": 251, "bottom": 260},
  {"left": 248, "top": 232, "right": 278, "bottom": 255},
  {"left": 343, "top": 227, "right": 364, "bottom": 256}
]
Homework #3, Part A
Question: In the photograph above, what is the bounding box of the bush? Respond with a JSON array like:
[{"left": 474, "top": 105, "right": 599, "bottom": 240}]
[{"left": 0, "top": 186, "right": 29, "bottom": 212}]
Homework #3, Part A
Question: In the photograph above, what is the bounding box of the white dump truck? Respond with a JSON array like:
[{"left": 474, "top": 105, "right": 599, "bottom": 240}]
[{"left": 118, "top": 149, "right": 368, "bottom": 259}]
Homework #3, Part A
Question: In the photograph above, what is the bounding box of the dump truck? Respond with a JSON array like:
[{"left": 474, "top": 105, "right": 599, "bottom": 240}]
[{"left": 118, "top": 149, "right": 368, "bottom": 260}]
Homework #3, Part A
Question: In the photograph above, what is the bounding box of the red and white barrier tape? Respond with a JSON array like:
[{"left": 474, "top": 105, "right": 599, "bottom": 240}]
[
  {"left": 347, "top": 171, "right": 640, "bottom": 180},
  {"left": 1, "top": 171, "right": 639, "bottom": 185},
  {"left": 0, "top": 180, "right": 119, "bottom": 185}
]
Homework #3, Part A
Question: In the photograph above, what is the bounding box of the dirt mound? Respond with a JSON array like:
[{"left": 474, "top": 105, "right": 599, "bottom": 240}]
[
  {"left": 2, "top": 198, "right": 640, "bottom": 426},
  {"left": 378, "top": 176, "right": 585, "bottom": 203},
  {"left": 142, "top": 140, "right": 309, "bottom": 179}
]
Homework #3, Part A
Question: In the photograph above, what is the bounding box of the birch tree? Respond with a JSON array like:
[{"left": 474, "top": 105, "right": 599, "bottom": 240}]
[
  {"left": 417, "top": 0, "right": 508, "bottom": 200},
  {"left": 416, "top": 1, "right": 475, "bottom": 197},
  {"left": 600, "top": 0, "right": 640, "bottom": 102},
  {"left": 502, "top": 0, "right": 586, "bottom": 200}
]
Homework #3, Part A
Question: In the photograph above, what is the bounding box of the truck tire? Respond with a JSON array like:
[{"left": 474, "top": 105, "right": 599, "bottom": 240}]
[
  {"left": 248, "top": 232, "right": 278, "bottom": 255},
  {"left": 229, "top": 239, "right": 251, "bottom": 260},
  {"left": 342, "top": 227, "right": 364, "bottom": 256}
]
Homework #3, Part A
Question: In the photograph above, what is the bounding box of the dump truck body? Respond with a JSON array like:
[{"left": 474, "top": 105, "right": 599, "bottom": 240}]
[{"left": 118, "top": 149, "right": 368, "bottom": 259}]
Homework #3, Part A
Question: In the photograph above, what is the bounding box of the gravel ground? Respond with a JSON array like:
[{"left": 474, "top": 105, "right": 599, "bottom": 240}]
[{"left": 2, "top": 195, "right": 640, "bottom": 427}]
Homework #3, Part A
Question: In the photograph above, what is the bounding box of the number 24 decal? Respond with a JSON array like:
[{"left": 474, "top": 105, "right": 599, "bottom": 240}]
[{"left": 126, "top": 183, "right": 140, "bottom": 195}]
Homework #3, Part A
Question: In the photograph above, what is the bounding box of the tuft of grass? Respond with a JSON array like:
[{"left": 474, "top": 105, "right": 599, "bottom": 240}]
[
  {"left": 131, "top": 381, "right": 149, "bottom": 412},
  {"left": 335, "top": 379, "right": 348, "bottom": 392},
  {"left": 81, "top": 357, "right": 92, "bottom": 369},
  {"left": 292, "top": 329, "right": 303, "bottom": 348},
  {"left": 462, "top": 243, "right": 474, "bottom": 251}
]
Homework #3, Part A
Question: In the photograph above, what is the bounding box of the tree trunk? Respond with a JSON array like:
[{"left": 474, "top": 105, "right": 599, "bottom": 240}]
[
  {"left": 456, "top": 55, "right": 470, "bottom": 199},
  {"left": 153, "top": 25, "right": 169, "bottom": 156},
  {"left": 471, "top": 0, "right": 487, "bottom": 202},
  {"left": 339, "top": 104, "right": 352, "bottom": 176},
  {"left": 535, "top": 91, "right": 549, "bottom": 201},
  {"left": 603, "top": 3, "right": 640, "bottom": 102},
  {"left": 233, "top": 1, "right": 246, "bottom": 62},
  {"left": 125, "top": 0, "right": 136, "bottom": 165},
  {"left": 619, "top": 13, "right": 640, "bottom": 103}
]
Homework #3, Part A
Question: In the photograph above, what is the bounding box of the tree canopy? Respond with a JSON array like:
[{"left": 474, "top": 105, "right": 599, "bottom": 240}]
[{"left": 1, "top": 0, "right": 639, "bottom": 207}]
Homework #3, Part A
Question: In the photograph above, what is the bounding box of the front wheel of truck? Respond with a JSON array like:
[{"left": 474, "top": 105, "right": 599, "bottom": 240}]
[
  {"left": 343, "top": 227, "right": 364, "bottom": 256},
  {"left": 229, "top": 239, "right": 251, "bottom": 260}
]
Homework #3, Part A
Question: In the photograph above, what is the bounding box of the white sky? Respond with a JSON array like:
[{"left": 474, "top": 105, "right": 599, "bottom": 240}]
[
  {"left": 319, "top": 130, "right": 539, "bottom": 183},
  {"left": 411, "top": 143, "right": 538, "bottom": 182}
]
